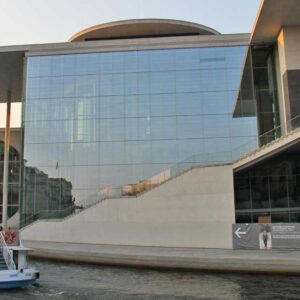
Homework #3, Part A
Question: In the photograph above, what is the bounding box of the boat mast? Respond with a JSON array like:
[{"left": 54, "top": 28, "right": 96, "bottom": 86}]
[{"left": 2, "top": 90, "right": 11, "bottom": 230}]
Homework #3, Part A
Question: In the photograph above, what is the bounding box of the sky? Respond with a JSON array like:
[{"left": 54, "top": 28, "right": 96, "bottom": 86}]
[{"left": 0, "top": 0, "right": 261, "bottom": 46}]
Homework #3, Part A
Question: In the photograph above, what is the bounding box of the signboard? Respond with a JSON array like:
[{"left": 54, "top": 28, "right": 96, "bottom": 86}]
[
  {"left": 272, "top": 224, "right": 300, "bottom": 249},
  {"left": 232, "top": 224, "right": 260, "bottom": 249},
  {"left": 233, "top": 223, "right": 300, "bottom": 249}
]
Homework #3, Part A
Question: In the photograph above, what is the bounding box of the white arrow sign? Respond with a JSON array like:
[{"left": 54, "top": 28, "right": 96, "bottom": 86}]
[{"left": 235, "top": 227, "right": 247, "bottom": 239}]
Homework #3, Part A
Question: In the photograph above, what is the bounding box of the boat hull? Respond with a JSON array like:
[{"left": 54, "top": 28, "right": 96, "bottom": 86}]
[
  {"left": 0, "top": 278, "right": 37, "bottom": 289},
  {"left": 0, "top": 269, "right": 39, "bottom": 289}
]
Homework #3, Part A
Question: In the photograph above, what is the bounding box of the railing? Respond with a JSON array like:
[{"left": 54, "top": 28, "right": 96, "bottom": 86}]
[
  {"left": 170, "top": 151, "right": 232, "bottom": 176},
  {"left": 21, "top": 186, "right": 123, "bottom": 227},
  {"left": 21, "top": 206, "right": 75, "bottom": 227},
  {"left": 0, "top": 232, "right": 16, "bottom": 270},
  {"left": 287, "top": 114, "right": 300, "bottom": 132},
  {"left": 20, "top": 115, "right": 300, "bottom": 228},
  {"left": 232, "top": 114, "right": 300, "bottom": 162},
  {"left": 20, "top": 151, "right": 234, "bottom": 228}
]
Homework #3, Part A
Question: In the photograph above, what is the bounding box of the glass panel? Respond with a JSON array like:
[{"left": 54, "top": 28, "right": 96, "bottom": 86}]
[
  {"left": 22, "top": 45, "right": 261, "bottom": 226},
  {"left": 236, "top": 213, "right": 252, "bottom": 223},
  {"left": 269, "top": 175, "right": 288, "bottom": 208},
  {"left": 288, "top": 175, "right": 300, "bottom": 208},
  {"left": 234, "top": 153, "right": 300, "bottom": 223},
  {"left": 234, "top": 175, "right": 251, "bottom": 210},
  {"left": 250, "top": 176, "right": 269, "bottom": 209}
]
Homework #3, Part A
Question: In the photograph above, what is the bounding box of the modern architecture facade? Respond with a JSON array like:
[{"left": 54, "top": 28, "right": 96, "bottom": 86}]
[
  {"left": 1, "top": 0, "right": 300, "bottom": 251},
  {"left": 23, "top": 40, "right": 257, "bottom": 225}
]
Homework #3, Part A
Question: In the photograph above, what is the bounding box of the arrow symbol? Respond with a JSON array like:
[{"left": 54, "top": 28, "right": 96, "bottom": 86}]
[{"left": 235, "top": 227, "right": 246, "bottom": 239}]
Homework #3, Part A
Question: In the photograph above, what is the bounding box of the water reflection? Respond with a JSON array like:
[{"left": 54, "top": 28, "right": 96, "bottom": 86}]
[{"left": 2, "top": 259, "right": 300, "bottom": 299}]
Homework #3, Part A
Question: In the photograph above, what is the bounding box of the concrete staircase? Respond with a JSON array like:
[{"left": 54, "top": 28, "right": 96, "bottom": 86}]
[
  {"left": 0, "top": 252, "right": 8, "bottom": 270},
  {"left": 21, "top": 158, "right": 230, "bottom": 229}
]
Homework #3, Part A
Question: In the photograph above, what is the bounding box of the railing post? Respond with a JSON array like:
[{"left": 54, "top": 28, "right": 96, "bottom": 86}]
[{"left": 0, "top": 232, "right": 16, "bottom": 270}]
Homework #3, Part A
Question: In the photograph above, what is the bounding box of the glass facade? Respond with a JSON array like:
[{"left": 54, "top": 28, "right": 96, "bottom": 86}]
[
  {"left": 233, "top": 45, "right": 281, "bottom": 147},
  {"left": 0, "top": 142, "right": 20, "bottom": 220},
  {"left": 235, "top": 152, "right": 300, "bottom": 223},
  {"left": 251, "top": 45, "right": 281, "bottom": 145},
  {"left": 21, "top": 46, "right": 258, "bottom": 224}
]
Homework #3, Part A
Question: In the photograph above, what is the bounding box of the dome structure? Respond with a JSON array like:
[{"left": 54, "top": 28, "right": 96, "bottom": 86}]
[{"left": 69, "top": 19, "right": 220, "bottom": 42}]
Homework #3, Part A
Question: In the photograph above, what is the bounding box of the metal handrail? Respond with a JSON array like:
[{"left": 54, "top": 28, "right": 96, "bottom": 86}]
[
  {"left": 232, "top": 114, "right": 300, "bottom": 162},
  {"left": 21, "top": 186, "right": 124, "bottom": 227},
  {"left": 0, "top": 232, "right": 16, "bottom": 270}
]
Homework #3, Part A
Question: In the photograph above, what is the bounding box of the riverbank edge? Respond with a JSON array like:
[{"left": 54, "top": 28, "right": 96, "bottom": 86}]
[{"left": 23, "top": 240, "right": 300, "bottom": 275}]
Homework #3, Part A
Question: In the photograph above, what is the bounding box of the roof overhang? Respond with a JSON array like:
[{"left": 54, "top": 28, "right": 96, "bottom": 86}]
[
  {"left": 0, "top": 51, "right": 24, "bottom": 103},
  {"left": 251, "top": 0, "right": 300, "bottom": 44},
  {"left": 233, "top": 0, "right": 300, "bottom": 118},
  {"left": 69, "top": 19, "right": 220, "bottom": 42}
]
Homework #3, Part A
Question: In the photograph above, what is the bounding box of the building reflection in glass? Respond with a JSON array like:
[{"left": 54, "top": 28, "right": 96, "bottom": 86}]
[
  {"left": 21, "top": 164, "right": 75, "bottom": 226},
  {"left": 0, "top": 141, "right": 20, "bottom": 222},
  {"left": 22, "top": 46, "right": 259, "bottom": 224}
]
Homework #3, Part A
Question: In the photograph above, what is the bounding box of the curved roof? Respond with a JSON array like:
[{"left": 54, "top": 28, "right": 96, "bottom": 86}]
[{"left": 69, "top": 19, "right": 220, "bottom": 42}]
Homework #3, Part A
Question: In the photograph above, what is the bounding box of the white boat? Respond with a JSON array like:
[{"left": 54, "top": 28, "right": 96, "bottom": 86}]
[{"left": 0, "top": 232, "right": 39, "bottom": 289}]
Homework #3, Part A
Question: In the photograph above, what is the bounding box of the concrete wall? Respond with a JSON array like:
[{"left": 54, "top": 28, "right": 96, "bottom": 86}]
[
  {"left": 277, "top": 26, "right": 300, "bottom": 120},
  {"left": 276, "top": 33, "right": 288, "bottom": 133},
  {"left": 279, "top": 26, "right": 300, "bottom": 72},
  {"left": 277, "top": 29, "right": 287, "bottom": 76},
  {"left": 21, "top": 164, "right": 235, "bottom": 249},
  {"left": 277, "top": 26, "right": 300, "bottom": 76},
  {"left": 24, "top": 33, "right": 250, "bottom": 57}
]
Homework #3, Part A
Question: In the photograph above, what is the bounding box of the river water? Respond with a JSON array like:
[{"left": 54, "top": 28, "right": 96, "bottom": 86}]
[{"left": 1, "top": 259, "right": 299, "bottom": 299}]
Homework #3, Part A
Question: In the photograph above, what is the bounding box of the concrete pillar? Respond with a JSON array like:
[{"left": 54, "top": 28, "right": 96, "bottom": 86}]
[
  {"left": 2, "top": 91, "right": 11, "bottom": 229},
  {"left": 277, "top": 26, "right": 300, "bottom": 130}
]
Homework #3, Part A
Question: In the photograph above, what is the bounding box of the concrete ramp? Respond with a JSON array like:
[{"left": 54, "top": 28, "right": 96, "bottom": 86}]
[{"left": 21, "top": 164, "right": 235, "bottom": 250}]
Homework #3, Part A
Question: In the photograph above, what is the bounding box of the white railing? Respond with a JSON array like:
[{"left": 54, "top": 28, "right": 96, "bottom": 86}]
[{"left": 0, "top": 232, "right": 16, "bottom": 270}]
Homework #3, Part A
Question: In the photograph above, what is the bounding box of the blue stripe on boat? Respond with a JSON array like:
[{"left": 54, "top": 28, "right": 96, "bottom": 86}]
[{"left": 0, "top": 279, "right": 37, "bottom": 289}]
